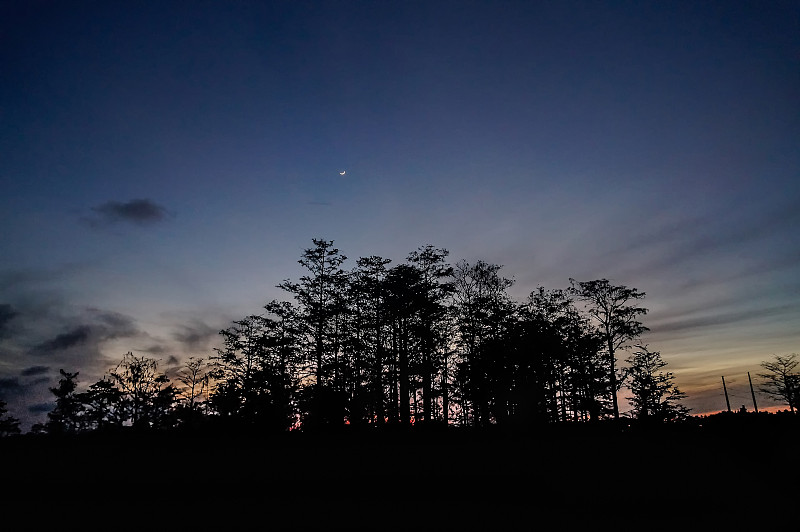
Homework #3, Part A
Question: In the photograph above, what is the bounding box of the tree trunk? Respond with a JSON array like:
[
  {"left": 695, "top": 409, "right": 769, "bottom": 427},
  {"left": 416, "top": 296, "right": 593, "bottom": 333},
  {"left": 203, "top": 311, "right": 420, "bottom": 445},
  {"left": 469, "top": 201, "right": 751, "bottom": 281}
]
[
  {"left": 441, "top": 357, "right": 449, "bottom": 425},
  {"left": 607, "top": 333, "right": 619, "bottom": 421},
  {"left": 399, "top": 320, "right": 410, "bottom": 425},
  {"left": 422, "top": 346, "right": 432, "bottom": 423}
]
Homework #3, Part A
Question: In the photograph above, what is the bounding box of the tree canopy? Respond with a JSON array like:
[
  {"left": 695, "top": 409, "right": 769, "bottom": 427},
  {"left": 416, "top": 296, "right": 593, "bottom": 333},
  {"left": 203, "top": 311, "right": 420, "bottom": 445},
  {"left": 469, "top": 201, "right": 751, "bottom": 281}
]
[{"left": 6, "top": 238, "right": 704, "bottom": 437}]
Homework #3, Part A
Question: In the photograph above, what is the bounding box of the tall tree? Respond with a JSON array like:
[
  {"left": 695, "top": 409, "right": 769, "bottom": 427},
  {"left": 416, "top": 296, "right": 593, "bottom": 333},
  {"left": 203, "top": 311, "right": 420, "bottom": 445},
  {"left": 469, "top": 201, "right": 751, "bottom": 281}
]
[
  {"left": 569, "top": 279, "right": 648, "bottom": 421},
  {"left": 213, "top": 316, "right": 267, "bottom": 419},
  {"left": 519, "top": 287, "right": 606, "bottom": 423},
  {"left": 45, "top": 370, "right": 83, "bottom": 434},
  {"left": 212, "top": 310, "right": 299, "bottom": 430},
  {"left": 262, "top": 300, "right": 302, "bottom": 429},
  {"left": 452, "top": 259, "right": 514, "bottom": 426},
  {"left": 758, "top": 354, "right": 799, "bottom": 413},
  {"left": 407, "top": 245, "right": 453, "bottom": 424},
  {"left": 278, "top": 239, "right": 348, "bottom": 427},
  {"left": 350, "top": 256, "right": 392, "bottom": 424},
  {"left": 624, "top": 345, "right": 689, "bottom": 423},
  {"left": 383, "top": 263, "right": 424, "bottom": 425}
]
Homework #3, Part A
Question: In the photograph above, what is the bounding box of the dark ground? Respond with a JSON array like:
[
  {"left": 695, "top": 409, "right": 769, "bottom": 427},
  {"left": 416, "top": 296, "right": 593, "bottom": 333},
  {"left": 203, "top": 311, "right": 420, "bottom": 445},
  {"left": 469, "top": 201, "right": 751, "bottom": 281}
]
[{"left": 2, "top": 418, "right": 797, "bottom": 530}]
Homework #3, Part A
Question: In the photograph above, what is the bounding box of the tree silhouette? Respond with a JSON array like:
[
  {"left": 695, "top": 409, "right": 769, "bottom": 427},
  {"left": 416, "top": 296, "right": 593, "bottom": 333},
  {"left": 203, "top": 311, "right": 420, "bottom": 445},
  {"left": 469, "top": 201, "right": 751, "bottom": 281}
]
[
  {"left": 383, "top": 263, "right": 425, "bottom": 425},
  {"left": 758, "top": 354, "right": 799, "bottom": 413},
  {"left": 45, "top": 369, "right": 83, "bottom": 434},
  {"left": 519, "top": 287, "right": 606, "bottom": 423},
  {"left": 625, "top": 344, "right": 689, "bottom": 423},
  {"left": 452, "top": 259, "right": 515, "bottom": 426},
  {"left": 78, "top": 377, "right": 125, "bottom": 432},
  {"left": 351, "top": 255, "right": 393, "bottom": 425},
  {"left": 0, "top": 399, "right": 20, "bottom": 436},
  {"left": 262, "top": 300, "right": 303, "bottom": 428},
  {"left": 406, "top": 245, "right": 453, "bottom": 425},
  {"left": 19, "top": 238, "right": 722, "bottom": 442},
  {"left": 569, "top": 279, "right": 648, "bottom": 421},
  {"left": 175, "top": 357, "right": 210, "bottom": 415},
  {"left": 212, "top": 312, "right": 298, "bottom": 430},
  {"left": 109, "top": 353, "right": 174, "bottom": 429},
  {"left": 14, "top": 232, "right": 800, "bottom": 531},
  {"left": 279, "top": 239, "right": 349, "bottom": 428}
]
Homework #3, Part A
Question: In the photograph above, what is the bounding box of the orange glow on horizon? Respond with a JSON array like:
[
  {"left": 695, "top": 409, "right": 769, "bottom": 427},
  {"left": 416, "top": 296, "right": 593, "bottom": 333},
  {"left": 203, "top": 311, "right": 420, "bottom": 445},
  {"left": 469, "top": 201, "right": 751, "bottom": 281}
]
[{"left": 692, "top": 404, "right": 790, "bottom": 417}]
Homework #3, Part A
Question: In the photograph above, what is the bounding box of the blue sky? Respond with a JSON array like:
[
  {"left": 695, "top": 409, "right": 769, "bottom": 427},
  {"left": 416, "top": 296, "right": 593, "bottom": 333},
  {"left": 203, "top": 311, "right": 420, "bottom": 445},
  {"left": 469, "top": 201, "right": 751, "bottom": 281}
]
[{"left": 1, "top": 0, "right": 798, "bottom": 428}]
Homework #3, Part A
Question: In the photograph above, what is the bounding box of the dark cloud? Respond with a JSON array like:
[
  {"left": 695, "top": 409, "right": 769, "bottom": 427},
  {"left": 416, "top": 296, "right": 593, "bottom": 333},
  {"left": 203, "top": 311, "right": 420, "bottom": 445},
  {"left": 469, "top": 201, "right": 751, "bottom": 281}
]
[
  {"left": 87, "top": 309, "right": 140, "bottom": 340},
  {"left": 0, "top": 372, "right": 53, "bottom": 426},
  {"left": 172, "top": 319, "right": 218, "bottom": 352},
  {"left": 0, "top": 304, "right": 19, "bottom": 341},
  {"left": 0, "top": 377, "right": 22, "bottom": 398},
  {"left": 20, "top": 366, "right": 49, "bottom": 377},
  {"left": 34, "top": 325, "right": 91, "bottom": 353},
  {"left": 28, "top": 311, "right": 142, "bottom": 365},
  {"left": 141, "top": 343, "right": 170, "bottom": 355},
  {"left": 85, "top": 198, "right": 170, "bottom": 227},
  {"left": 28, "top": 376, "right": 50, "bottom": 387},
  {"left": 28, "top": 403, "right": 53, "bottom": 414},
  {"left": 0, "top": 306, "right": 144, "bottom": 431}
]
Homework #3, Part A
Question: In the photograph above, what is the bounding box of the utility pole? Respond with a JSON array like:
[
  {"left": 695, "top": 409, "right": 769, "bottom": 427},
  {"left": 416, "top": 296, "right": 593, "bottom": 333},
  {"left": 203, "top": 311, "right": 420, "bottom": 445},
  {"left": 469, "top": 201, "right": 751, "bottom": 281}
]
[
  {"left": 748, "top": 372, "right": 758, "bottom": 413},
  {"left": 722, "top": 376, "right": 732, "bottom": 412}
]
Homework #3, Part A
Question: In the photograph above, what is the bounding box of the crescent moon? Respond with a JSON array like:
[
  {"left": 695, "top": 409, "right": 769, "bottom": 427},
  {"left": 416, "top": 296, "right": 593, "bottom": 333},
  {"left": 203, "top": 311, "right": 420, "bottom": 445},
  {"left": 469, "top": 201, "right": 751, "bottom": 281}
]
[{"left": 339, "top": 171, "right": 346, "bottom": 175}]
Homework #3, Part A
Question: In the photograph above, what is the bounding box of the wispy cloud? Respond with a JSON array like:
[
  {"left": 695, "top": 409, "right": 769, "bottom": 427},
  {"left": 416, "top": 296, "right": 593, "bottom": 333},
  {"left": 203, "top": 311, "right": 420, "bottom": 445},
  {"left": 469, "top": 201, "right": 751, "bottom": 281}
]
[
  {"left": 172, "top": 319, "right": 219, "bottom": 352},
  {"left": 0, "top": 265, "right": 231, "bottom": 429},
  {"left": 84, "top": 198, "right": 171, "bottom": 227},
  {"left": 0, "top": 377, "right": 22, "bottom": 398},
  {"left": 649, "top": 303, "right": 797, "bottom": 337},
  {"left": 0, "top": 302, "right": 146, "bottom": 430},
  {"left": 20, "top": 366, "right": 50, "bottom": 377},
  {"left": 33, "top": 325, "right": 91, "bottom": 354},
  {"left": 611, "top": 199, "right": 800, "bottom": 283}
]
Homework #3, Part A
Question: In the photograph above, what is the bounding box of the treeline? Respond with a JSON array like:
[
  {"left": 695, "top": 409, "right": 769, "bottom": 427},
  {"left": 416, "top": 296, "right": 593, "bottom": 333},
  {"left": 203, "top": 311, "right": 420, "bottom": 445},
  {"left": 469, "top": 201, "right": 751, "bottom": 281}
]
[{"left": 3, "top": 239, "right": 695, "bottom": 436}]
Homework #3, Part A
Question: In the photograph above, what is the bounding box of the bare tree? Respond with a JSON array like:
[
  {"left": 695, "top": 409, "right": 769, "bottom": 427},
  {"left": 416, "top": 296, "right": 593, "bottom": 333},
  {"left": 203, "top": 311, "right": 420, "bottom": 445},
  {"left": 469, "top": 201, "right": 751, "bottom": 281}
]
[
  {"left": 758, "top": 354, "right": 799, "bottom": 413},
  {"left": 176, "top": 357, "right": 210, "bottom": 414}
]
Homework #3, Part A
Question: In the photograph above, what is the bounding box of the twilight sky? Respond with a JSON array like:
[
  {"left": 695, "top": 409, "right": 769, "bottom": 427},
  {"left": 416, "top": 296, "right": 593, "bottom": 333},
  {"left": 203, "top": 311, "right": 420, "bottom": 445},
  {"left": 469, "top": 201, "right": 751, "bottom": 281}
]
[{"left": 1, "top": 0, "right": 798, "bottom": 429}]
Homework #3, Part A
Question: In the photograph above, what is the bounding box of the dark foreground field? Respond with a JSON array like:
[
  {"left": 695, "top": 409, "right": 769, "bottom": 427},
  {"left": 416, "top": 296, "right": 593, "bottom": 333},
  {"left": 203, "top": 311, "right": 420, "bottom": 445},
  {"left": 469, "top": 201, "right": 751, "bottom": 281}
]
[{"left": 2, "top": 419, "right": 797, "bottom": 530}]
